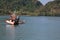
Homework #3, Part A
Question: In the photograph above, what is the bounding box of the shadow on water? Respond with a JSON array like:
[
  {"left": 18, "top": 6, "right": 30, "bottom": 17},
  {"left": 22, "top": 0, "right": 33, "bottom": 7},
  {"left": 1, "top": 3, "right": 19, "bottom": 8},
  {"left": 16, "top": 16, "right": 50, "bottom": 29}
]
[{"left": 6, "top": 25, "right": 15, "bottom": 40}]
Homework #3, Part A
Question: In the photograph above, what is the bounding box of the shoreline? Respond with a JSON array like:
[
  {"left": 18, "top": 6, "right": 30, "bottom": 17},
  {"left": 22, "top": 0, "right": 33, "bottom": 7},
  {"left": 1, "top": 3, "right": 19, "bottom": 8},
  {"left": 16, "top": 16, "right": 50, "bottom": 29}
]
[{"left": 0, "top": 15, "right": 60, "bottom": 17}]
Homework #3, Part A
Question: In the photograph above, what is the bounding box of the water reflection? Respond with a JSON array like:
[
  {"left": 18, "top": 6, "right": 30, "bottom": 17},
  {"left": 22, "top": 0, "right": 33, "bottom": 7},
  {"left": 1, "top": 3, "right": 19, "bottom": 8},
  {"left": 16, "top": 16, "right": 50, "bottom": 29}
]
[{"left": 6, "top": 25, "right": 15, "bottom": 40}]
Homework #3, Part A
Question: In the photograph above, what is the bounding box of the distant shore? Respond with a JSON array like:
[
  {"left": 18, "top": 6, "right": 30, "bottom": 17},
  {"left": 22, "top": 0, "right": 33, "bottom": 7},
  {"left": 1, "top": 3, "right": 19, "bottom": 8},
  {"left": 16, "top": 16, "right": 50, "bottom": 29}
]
[{"left": 0, "top": 14, "right": 60, "bottom": 17}]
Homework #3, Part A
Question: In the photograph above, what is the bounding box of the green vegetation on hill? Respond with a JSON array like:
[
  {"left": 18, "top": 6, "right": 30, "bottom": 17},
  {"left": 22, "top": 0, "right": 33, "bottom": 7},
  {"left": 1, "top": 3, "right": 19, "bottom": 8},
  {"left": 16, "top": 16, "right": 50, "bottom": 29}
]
[
  {"left": 0, "top": 0, "right": 43, "bottom": 16},
  {"left": 43, "top": 1, "right": 60, "bottom": 16},
  {"left": 0, "top": 0, "right": 60, "bottom": 16}
]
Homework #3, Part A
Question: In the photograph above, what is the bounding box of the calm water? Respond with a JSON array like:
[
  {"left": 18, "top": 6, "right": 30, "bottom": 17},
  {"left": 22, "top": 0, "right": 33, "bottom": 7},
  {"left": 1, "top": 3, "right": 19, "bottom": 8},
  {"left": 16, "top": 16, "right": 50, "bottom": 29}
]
[{"left": 0, "top": 16, "right": 60, "bottom": 40}]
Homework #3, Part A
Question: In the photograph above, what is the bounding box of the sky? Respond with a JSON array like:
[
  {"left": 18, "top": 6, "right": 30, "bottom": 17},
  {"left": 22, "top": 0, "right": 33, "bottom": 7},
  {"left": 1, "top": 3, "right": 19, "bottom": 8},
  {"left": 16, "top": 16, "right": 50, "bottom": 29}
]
[{"left": 38, "top": 0, "right": 54, "bottom": 5}]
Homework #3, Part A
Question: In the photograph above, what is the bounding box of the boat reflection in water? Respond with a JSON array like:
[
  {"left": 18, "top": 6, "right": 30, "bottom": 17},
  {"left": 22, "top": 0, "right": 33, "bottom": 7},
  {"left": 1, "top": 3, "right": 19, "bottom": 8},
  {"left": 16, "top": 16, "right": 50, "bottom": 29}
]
[{"left": 6, "top": 24, "right": 15, "bottom": 40}]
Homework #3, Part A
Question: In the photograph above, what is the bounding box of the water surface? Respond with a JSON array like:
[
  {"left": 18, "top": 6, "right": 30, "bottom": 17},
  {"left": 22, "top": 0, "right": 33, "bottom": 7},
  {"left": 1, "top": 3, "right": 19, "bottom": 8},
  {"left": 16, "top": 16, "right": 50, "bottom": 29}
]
[{"left": 0, "top": 16, "right": 60, "bottom": 40}]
